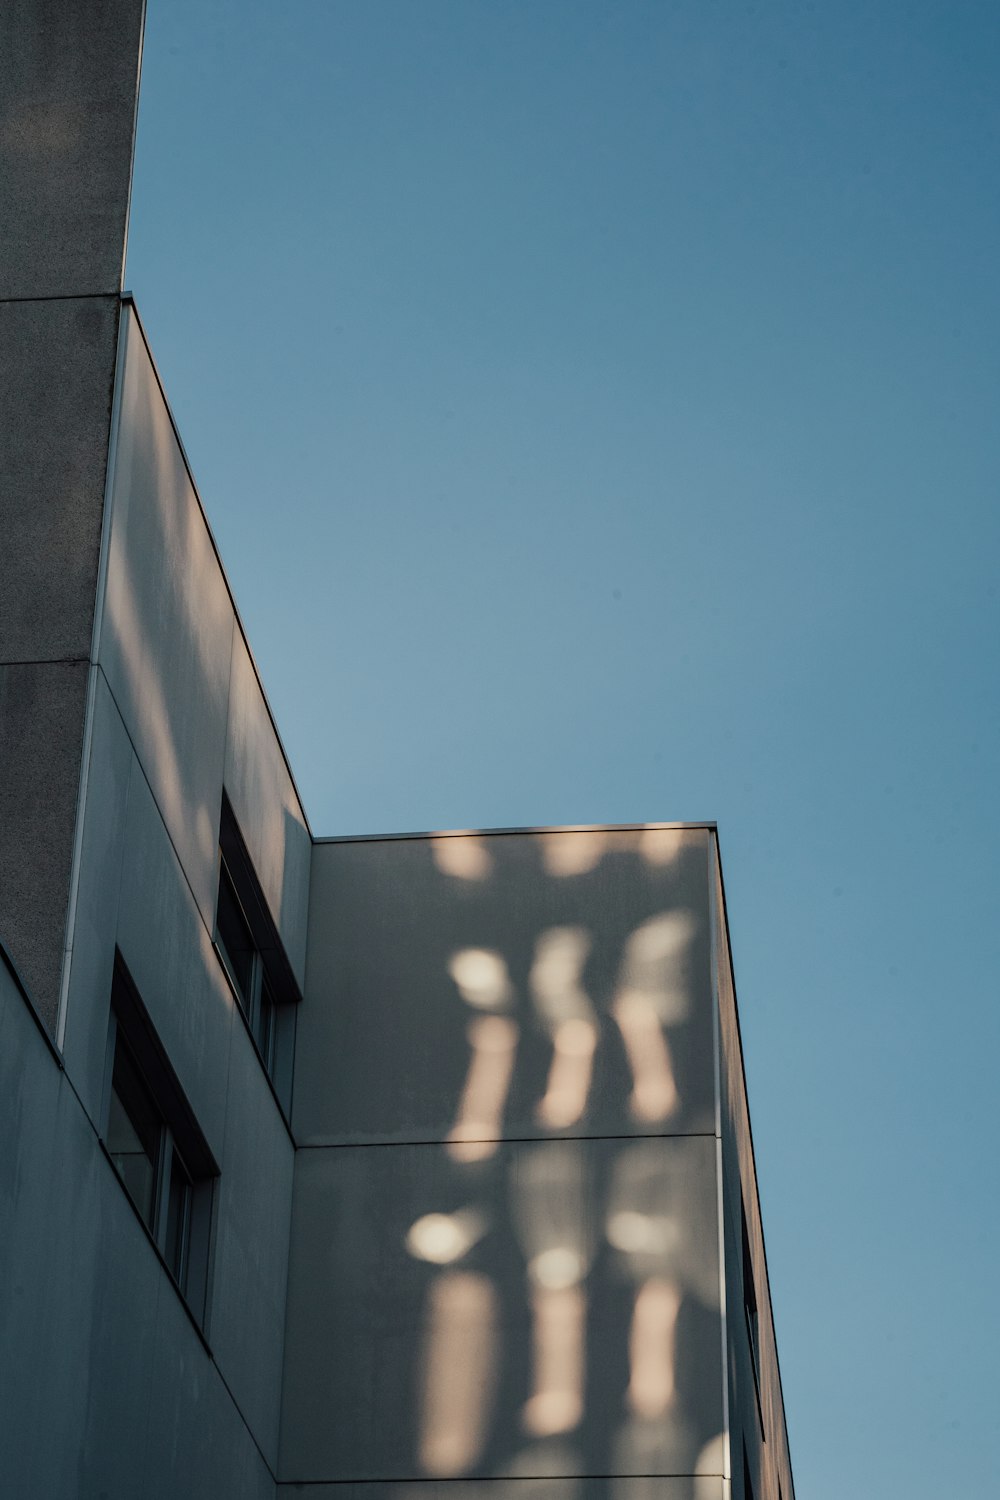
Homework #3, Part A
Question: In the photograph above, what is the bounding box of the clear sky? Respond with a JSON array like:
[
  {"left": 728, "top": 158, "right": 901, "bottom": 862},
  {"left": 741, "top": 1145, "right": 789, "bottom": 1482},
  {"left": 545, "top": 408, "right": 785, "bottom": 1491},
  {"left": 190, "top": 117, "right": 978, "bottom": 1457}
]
[{"left": 126, "top": 3, "right": 999, "bottom": 1495}]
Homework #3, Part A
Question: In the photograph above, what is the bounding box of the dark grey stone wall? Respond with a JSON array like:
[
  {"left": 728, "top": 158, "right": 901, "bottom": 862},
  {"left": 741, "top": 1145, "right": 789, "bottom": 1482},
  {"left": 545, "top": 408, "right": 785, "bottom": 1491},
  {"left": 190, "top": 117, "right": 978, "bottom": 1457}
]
[
  {"left": 0, "top": 295, "right": 119, "bottom": 663},
  {"left": 0, "top": 661, "right": 89, "bottom": 1029},
  {"left": 0, "top": 0, "right": 145, "bottom": 1031},
  {"left": 0, "top": 0, "right": 145, "bottom": 300}
]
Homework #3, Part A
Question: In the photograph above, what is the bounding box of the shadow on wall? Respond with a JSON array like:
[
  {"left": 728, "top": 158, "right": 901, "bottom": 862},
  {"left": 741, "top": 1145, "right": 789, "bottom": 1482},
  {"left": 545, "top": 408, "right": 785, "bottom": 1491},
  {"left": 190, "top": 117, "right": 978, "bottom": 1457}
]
[
  {"left": 288, "top": 830, "right": 725, "bottom": 1498},
  {"left": 101, "top": 309, "right": 235, "bottom": 926}
]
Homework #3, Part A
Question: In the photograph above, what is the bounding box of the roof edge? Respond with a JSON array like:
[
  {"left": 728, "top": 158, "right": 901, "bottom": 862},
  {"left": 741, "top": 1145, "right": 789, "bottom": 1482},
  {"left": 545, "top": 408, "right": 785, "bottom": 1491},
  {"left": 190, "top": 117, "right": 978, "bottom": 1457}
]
[{"left": 313, "top": 820, "right": 718, "bottom": 846}]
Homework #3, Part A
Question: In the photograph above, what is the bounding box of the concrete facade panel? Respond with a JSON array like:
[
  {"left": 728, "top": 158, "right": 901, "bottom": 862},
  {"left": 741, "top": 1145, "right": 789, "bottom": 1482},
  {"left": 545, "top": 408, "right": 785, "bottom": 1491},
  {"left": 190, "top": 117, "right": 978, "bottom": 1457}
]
[
  {"left": 0, "top": 963, "right": 66, "bottom": 1490},
  {"left": 0, "top": 295, "right": 119, "bottom": 661},
  {"left": 0, "top": 955, "right": 157, "bottom": 1495},
  {"left": 143, "top": 1273, "right": 273, "bottom": 1500},
  {"left": 101, "top": 308, "right": 235, "bottom": 931},
  {"left": 61, "top": 669, "right": 134, "bottom": 1124},
  {"left": 296, "top": 829, "right": 715, "bottom": 1146},
  {"left": 0, "top": 658, "right": 89, "bottom": 1030},
  {"left": 279, "top": 1135, "right": 723, "bottom": 1485},
  {"left": 115, "top": 759, "right": 235, "bottom": 1160},
  {"left": 210, "top": 1017, "right": 295, "bottom": 1471},
  {"left": 0, "top": 0, "right": 143, "bottom": 299},
  {"left": 0, "top": 951, "right": 278, "bottom": 1498},
  {"left": 224, "top": 636, "right": 311, "bottom": 987},
  {"left": 0, "top": 1080, "right": 100, "bottom": 1495},
  {"left": 71, "top": 1164, "right": 164, "bottom": 1498}
]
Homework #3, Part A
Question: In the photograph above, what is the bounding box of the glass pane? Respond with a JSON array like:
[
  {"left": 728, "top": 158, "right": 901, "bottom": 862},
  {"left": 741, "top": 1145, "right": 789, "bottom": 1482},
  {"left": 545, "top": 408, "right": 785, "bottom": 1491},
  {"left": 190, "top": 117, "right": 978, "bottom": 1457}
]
[
  {"left": 107, "top": 1039, "right": 160, "bottom": 1230},
  {"left": 165, "top": 1148, "right": 192, "bottom": 1290},
  {"left": 217, "top": 859, "right": 255, "bottom": 1009},
  {"left": 256, "top": 972, "right": 277, "bottom": 1074}
]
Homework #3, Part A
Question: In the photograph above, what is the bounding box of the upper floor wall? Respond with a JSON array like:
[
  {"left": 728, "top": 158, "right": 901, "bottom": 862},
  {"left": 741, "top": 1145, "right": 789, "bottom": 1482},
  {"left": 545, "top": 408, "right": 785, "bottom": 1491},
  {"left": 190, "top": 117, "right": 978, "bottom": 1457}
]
[
  {"left": 47, "top": 298, "right": 313, "bottom": 1476},
  {"left": 96, "top": 300, "right": 311, "bottom": 987},
  {"left": 297, "top": 824, "right": 717, "bottom": 1147}
]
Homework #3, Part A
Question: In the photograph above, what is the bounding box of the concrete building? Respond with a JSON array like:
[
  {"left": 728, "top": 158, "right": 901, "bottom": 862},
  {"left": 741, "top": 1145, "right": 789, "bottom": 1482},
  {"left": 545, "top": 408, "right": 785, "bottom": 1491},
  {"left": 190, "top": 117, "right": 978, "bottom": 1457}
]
[{"left": 0, "top": 5, "right": 795, "bottom": 1497}]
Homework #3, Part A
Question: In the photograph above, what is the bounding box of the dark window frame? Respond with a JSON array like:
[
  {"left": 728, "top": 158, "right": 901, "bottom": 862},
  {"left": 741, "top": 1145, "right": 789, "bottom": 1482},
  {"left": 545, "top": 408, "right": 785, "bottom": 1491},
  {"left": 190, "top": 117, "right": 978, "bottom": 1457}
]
[
  {"left": 102, "top": 954, "right": 218, "bottom": 1328},
  {"left": 742, "top": 1197, "right": 766, "bottom": 1439},
  {"left": 213, "top": 793, "right": 301, "bottom": 1112}
]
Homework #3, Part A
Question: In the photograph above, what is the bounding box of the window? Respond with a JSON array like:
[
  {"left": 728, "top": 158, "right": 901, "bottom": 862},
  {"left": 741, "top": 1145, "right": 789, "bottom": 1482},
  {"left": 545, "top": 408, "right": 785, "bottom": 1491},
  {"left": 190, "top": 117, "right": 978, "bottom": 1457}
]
[
  {"left": 104, "top": 956, "right": 217, "bottom": 1324},
  {"left": 742, "top": 1197, "right": 765, "bottom": 1435},
  {"left": 213, "top": 794, "right": 300, "bottom": 1105}
]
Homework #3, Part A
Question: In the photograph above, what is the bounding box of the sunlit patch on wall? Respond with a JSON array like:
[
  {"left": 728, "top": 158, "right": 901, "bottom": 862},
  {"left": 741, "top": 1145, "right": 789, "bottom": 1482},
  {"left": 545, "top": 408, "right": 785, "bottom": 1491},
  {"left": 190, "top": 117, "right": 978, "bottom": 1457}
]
[
  {"left": 540, "top": 831, "right": 607, "bottom": 877},
  {"left": 626, "top": 1275, "right": 682, "bottom": 1419},
  {"left": 530, "top": 927, "right": 598, "bottom": 1130},
  {"left": 448, "top": 947, "right": 514, "bottom": 1011},
  {"left": 432, "top": 834, "right": 494, "bottom": 881},
  {"left": 606, "top": 1209, "right": 680, "bottom": 1259},
  {"left": 510, "top": 1143, "right": 592, "bottom": 1440},
  {"left": 522, "top": 1283, "right": 586, "bottom": 1436},
  {"left": 406, "top": 1209, "right": 487, "bottom": 1265},
  {"left": 418, "top": 1270, "right": 499, "bottom": 1476},
  {"left": 639, "top": 826, "right": 687, "bottom": 867},
  {"left": 611, "top": 911, "right": 696, "bottom": 1123},
  {"left": 445, "top": 1014, "right": 519, "bottom": 1162}
]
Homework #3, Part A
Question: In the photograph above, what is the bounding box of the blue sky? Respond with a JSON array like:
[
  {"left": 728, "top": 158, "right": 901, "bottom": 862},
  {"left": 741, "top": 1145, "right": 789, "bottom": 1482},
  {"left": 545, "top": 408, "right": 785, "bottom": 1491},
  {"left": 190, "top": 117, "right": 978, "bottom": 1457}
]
[{"left": 127, "top": 3, "right": 999, "bottom": 1494}]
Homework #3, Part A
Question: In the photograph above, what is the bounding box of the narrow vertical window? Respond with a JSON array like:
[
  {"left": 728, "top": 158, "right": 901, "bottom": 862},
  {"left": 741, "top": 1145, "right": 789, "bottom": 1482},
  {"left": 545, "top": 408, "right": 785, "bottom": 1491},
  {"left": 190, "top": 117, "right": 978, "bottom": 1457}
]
[
  {"left": 742, "top": 1200, "right": 761, "bottom": 1380},
  {"left": 213, "top": 794, "right": 301, "bottom": 1109},
  {"left": 216, "top": 859, "right": 255, "bottom": 1009},
  {"left": 742, "top": 1197, "right": 766, "bottom": 1440},
  {"left": 107, "top": 1034, "right": 160, "bottom": 1230},
  {"left": 104, "top": 956, "right": 218, "bottom": 1325}
]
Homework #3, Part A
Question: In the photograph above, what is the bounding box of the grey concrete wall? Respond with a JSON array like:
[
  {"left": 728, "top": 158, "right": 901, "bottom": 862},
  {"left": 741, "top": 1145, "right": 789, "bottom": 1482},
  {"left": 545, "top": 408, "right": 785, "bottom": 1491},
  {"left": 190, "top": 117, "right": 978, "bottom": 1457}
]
[
  {"left": 711, "top": 836, "right": 794, "bottom": 1500},
  {"left": 54, "top": 668, "right": 294, "bottom": 1478},
  {"left": 50, "top": 298, "right": 315, "bottom": 1479},
  {"left": 0, "top": 0, "right": 144, "bottom": 300},
  {"left": 97, "top": 304, "right": 310, "bottom": 974},
  {"left": 0, "top": 947, "right": 276, "bottom": 1499},
  {"left": 282, "top": 827, "right": 726, "bottom": 1498}
]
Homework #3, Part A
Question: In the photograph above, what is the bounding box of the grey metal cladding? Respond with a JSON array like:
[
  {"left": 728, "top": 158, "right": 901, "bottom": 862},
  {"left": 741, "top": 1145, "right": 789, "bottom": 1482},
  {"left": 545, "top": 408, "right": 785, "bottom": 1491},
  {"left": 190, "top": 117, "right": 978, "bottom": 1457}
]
[
  {"left": 0, "top": 660, "right": 90, "bottom": 1030},
  {"left": 209, "top": 1016, "right": 295, "bottom": 1472},
  {"left": 0, "top": 296, "right": 120, "bottom": 663},
  {"left": 0, "top": 0, "right": 145, "bottom": 300},
  {"left": 279, "top": 1135, "right": 724, "bottom": 1484},
  {"left": 296, "top": 828, "right": 715, "bottom": 1146}
]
